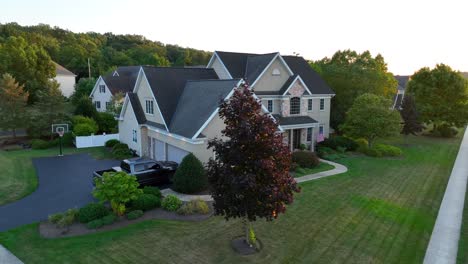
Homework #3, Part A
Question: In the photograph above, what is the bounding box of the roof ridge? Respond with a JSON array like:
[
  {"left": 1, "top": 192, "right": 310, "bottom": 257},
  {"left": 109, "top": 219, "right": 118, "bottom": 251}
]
[{"left": 186, "top": 78, "right": 241, "bottom": 82}]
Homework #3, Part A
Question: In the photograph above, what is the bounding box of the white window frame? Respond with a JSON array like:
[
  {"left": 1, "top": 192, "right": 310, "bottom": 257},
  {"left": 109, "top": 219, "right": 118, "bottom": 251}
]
[
  {"left": 132, "top": 129, "right": 138, "bottom": 143},
  {"left": 99, "top": 85, "right": 106, "bottom": 93},
  {"left": 267, "top": 100, "right": 273, "bottom": 112},
  {"left": 319, "top": 125, "right": 324, "bottom": 135},
  {"left": 145, "top": 99, "right": 154, "bottom": 115},
  {"left": 272, "top": 68, "right": 281, "bottom": 76},
  {"left": 290, "top": 97, "right": 301, "bottom": 115},
  {"left": 307, "top": 127, "right": 312, "bottom": 141},
  {"left": 105, "top": 101, "right": 111, "bottom": 110},
  {"left": 307, "top": 99, "right": 313, "bottom": 112},
  {"left": 95, "top": 101, "right": 101, "bottom": 109},
  {"left": 320, "top": 98, "right": 325, "bottom": 111}
]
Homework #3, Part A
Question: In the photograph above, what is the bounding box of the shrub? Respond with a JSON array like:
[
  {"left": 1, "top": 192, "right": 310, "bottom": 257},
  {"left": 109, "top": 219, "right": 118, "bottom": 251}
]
[
  {"left": 48, "top": 208, "right": 78, "bottom": 228},
  {"left": 299, "top": 144, "right": 307, "bottom": 151},
  {"left": 78, "top": 202, "right": 109, "bottom": 223},
  {"left": 316, "top": 146, "right": 336, "bottom": 158},
  {"left": 361, "top": 147, "right": 382, "bottom": 157},
  {"left": 105, "top": 139, "right": 120, "bottom": 148},
  {"left": 73, "top": 123, "right": 98, "bottom": 136},
  {"left": 142, "top": 186, "right": 161, "bottom": 198},
  {"left": 86, "top": 219, "right": 104, "bottom": 229},
  {"left": 162, "top": 195, "right": 182, "bottom": 212},
  {"left": 173, "top": 153, "right": 207, "bottom": 194},
  {"left": 130, "top": 194, "right": 161, "bottom": 211},
  {"left": 177, "top": 199, "right": 210, "bottom": 215},
  {"left": 101, "top": 214, "right": 117, "bottom": 225},
  {"left": 126, "top": 210, "right": 144, "bottom": 220},
  {"left": 48, "top": 213, "right": 63, "bottom": 224},
  {"left": 112, "top": 143, "right": 129, "bottom": 152},
  {"left": 434, "top": 124, "right": 458, "bottom": 138},
  {"left": 112, "top": 148, "right": 132, "bottom": 159},
  {"left": 31, "top": 139, "right": 50, "bottom": 149},
  {"left": 318, "top": 136, "right": 358, "bottom": 151},
  {"left": 355, "top": 138, "right": 369, "bottom": 149},
  {"left": 374, "top": 144, "right": 403, "bottom": 157},
  {"left": 290, "top": 162, "right": 299, "bottom": 172},
  {"left": 92, "top": 171, "right": 142, "bottom": 216},
  {"left": 292, "top": 151, "right": 320, "bottom": 168},
  {"left": 97, "top": 112, "right": 118, "bottom": 133}
]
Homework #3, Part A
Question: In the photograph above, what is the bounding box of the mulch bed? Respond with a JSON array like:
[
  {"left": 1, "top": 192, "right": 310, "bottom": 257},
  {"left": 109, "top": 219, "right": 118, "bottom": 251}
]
[
  {"left": 40, "top": 206, "right": 213, "bottom": 239},
  {"left": 231, "top": 236, "right": 262, "bottom": 255}
]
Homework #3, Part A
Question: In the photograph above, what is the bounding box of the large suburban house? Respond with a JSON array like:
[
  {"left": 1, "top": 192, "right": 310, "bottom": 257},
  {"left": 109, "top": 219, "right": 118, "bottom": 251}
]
[
  {"left": 117, "top": 51, "right": 334, "bottom": 163},
  {"left": 393, "top": 75, "right": 409, "bottom": 109},
  {"left": 53, "top": 62, "right": 76, "bottom": 97},
  {"left": 89, "top": 66, "right": 140, "bottom": 112}
]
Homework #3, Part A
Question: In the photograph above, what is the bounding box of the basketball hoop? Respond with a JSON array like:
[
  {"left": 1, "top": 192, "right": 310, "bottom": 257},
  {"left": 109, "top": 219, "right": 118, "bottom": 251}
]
[
  {"left": 51, "top": 123, "right": 69, "bottom": 156},
  {"left": 57, "top": 127, "right": 65, "bottom": 138}
]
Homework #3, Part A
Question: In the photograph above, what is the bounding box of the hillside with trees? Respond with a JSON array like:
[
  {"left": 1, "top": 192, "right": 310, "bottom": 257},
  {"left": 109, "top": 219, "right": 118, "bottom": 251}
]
[{"left": 0, "top": 22, "right": 212, "bottom": 80}]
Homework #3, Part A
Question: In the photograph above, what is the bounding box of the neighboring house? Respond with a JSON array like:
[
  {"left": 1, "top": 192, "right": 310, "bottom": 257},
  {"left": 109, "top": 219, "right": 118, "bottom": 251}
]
[
  {"left": 393, "top": 75, "right": 409, "bottom": 109},
  {"left": 89, "top": 66, "right": 140, "bottom": 112},
  {"left": 53, "top": 62, "right": 76, "bottom": 97},
  {"left": 117, "top": 51, "right": 334, "bottom": 164}
]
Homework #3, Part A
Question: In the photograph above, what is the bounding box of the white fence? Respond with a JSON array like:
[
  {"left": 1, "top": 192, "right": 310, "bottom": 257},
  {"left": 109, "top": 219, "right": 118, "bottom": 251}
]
[{"left": 74, "top": 133, "right": 119, "bottom": 148}]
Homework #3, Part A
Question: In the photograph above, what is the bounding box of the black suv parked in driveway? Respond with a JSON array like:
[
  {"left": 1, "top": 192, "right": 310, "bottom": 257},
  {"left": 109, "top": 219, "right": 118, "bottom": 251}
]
[{"left": 93, "top": 157, "right": 178, "bottom": 187}]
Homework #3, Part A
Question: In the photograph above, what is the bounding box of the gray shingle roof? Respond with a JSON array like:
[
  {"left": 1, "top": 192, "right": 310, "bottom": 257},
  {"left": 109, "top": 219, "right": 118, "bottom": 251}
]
[
  {"left": 141, "top": 66, "right": 219, "bottom": 128},
  {"left": 127, "top": 93, "right": 146, "bottom": 125},
  {"left": 273, "top": 115, "right": 318, "bottom": 126},
  {"left": 394, "top": 75, "right": 410, "bottom": 91},
  {"left": 54, "top": 62, "right": 75, "bottom": 76},
  {"left": 103, "top": 66, "right": 140, "bottom": 94},
  {"left": 215, "top": 51, "right": 257, "bottom": 78},
  {"left": 169, "top": 79, "right": 241, "bottom": 138},
  {"left": 245, "top": 53, "right": 277, "bottom": 84}
]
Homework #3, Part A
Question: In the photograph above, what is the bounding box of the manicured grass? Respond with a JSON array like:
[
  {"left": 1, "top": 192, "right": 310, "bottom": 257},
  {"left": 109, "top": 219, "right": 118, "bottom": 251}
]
[
  {"left": 0, "top": 134, "right": 462, "bottom": 263},
  {"left": 294, "top": 162, "right": 335, "bottom": 177},
  {"left": 458, "top": 187, "right": 468, "bottom": 264},
  {"left": 0, "top": 147, "right": 115, "bottom": 205}
]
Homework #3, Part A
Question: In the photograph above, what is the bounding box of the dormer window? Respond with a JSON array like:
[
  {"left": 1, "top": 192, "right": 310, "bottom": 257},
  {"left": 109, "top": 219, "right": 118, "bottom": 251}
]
[
  {"left": 272, "top": 68, "right": 281, "bottom": 76},
  {"left": 290, "top": 97, "right": 300, "bottom": 115}
]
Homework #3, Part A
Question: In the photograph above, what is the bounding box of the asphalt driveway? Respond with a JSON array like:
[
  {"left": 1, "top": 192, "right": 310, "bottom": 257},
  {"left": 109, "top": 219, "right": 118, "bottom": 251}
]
[{"left": 0, "top": 153, "right": 119, "bottom": 232}]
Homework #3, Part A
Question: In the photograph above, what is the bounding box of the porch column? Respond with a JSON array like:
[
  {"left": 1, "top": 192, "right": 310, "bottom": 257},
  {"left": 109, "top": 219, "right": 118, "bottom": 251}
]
[
  {"left": 310, "top": 127, "right": 314, "bottom": 151},
  {"left": 289, "top": 129, "right": 293, "bottom": 152}
]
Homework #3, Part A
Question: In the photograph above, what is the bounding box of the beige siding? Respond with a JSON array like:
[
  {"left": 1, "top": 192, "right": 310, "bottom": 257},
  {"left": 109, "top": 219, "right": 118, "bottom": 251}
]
[
  {"left": 252, "top": 57, "right": 292, "bottom": 92},
  {"left": 118, "top": 102, "right": 142, "bottom": 155},
  {"left": 307, "top": 97, "right": 331, "bottom": 138},
  {"left": 261, "top": 98, "right": 281, "bottom": 114},
  {"left": 209, "top": 55, "right": 231, "bottom": 79},
  {"left": 91, "top": 78, "right": 113, "bottom": 112},
  {"left": 135, "top": 75, "right": 165, "bottom": 125}
]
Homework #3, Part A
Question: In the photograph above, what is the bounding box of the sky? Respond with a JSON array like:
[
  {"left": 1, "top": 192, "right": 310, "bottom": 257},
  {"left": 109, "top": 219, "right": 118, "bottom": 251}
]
[{"left": 1, "top": 0, "right": 467, "bottom": 75}]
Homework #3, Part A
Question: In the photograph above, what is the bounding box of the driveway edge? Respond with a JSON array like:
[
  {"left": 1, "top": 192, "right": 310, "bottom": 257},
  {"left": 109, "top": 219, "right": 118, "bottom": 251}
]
[
  {"left": 424, "top": 127, "right": 468, "bottom": 264},
  {"left": 0, "top": 245, "right": 23, "bottom": 264}
]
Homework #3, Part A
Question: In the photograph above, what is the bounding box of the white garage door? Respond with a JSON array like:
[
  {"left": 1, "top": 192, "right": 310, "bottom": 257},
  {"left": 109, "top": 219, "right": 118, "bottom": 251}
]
[
  {"left": 167, "top": 144, "right": 189, "bottom": 163},
  {"left": 154, "top": 139, "right": 166, "bottom": 161}
]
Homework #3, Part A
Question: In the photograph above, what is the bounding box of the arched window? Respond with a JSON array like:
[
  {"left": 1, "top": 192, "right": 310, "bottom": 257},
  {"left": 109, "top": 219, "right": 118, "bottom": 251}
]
[
  {"left": 272, "top": 68, "right": 281, "bottom": 76},
  {"left": 290, "top": 97, "right": 300, "bottom": 115}
]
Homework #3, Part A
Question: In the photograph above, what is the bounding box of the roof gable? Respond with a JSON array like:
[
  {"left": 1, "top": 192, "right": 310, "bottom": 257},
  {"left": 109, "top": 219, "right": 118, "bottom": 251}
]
[
  {"left": 54, "top": 62, "right": 75, "bottom": 76},
  {"left": 244, "top": 53, "right": 278, "bottom": 84},
  {"left": 102, "top": 66, "right": 140, "bottom": 95},
  {"left": 169, "top": 79, "right": 241, "bottom": 138}
]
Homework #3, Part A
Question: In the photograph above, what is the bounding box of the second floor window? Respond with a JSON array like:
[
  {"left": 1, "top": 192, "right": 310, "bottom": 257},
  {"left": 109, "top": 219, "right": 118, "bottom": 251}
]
[
  {"left": 145, "top": 100, "right": 154, "bottom": 114},
  {"left": 99, "top": 85, "right": 105, "bottom": 93},
  {"left": 267, "top": 100, "right": 273, "bottom": 112},
  {"left": 95, "top": 101, "right": 101, "bottom": 109},
  {"left": 132, "top": 129, "right": 137, "bottom": 142},
  {"left": 308, "top": 99, "right": 313, "bottom": 111},
  {"left": 320, "top": 99, "right": 325, "bottom": 110},
  {"left": 290, "top": 97, "right": 300, "bottom": 115}
]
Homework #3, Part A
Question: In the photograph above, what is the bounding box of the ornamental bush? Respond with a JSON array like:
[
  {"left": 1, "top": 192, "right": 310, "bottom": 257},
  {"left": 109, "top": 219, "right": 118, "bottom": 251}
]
[
  {"left": 101, "top": 214, "right": 117, "bottom": 225},
  {"left": 130, "top": 194, "right": 161, "bottom": 211},
  {"left": 112, "top": 143, "right": 129, "bottom": 152},
  {"left": 142, "top": 186, "right": 161, "bottom": 198},
  {"left": 48, "top": 208, "right": 79, "bottom": 228},
  {"left": 291, "top": 151, "right": 320, "bottom": 168},
  {"left": 126, "top": 210, "right": 144, "bottom": 220},
  {"left": 318, "top": 136, "right": 358, "bottom": 151},
  {"left": 161, "top": 195, "right": 182, "bottom": 211},
  {"left": 177, "top": 199, "right": 210, "bottom": 215},
  {"left": 78, "top": 202, "right": 109, "bottom": 223},
  {"left": 105, "top": 139, "right": 120, "bottom": 148},
  {"left": 73, "top": 123, "right": 97, "bottom": 136},
  {"left": 31, "top": 139, "right": 50, "bottom": 149},
  {"left": 374, "top": 144, "right": 403, "bottom": 157},
  {"left": 173, "top": 153, "right": 207, "bottom": 194},
  {"left": 354, "top": 138, "right": 369, "bottom": 149},
  {"left": 86, "top": 219, "right": 104, "bottom": 229}
]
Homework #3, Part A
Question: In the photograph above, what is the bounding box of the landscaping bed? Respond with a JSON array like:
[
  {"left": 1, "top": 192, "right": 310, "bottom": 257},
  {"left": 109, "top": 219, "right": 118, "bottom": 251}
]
[
  {"left": 40, "top": 204, "right": 213, "bottom": 239},
  {"left": 293, "top": 162, "right": 335, "bottom": 178}
]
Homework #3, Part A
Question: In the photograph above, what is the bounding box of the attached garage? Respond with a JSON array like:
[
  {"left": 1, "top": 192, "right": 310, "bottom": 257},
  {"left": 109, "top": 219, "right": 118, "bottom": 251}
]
[
  {"left": 154, "top": 139, "right": 165, "bottom": 161},
  {"left": 167, "top": 144, "right": 189, "bottom": 163}
]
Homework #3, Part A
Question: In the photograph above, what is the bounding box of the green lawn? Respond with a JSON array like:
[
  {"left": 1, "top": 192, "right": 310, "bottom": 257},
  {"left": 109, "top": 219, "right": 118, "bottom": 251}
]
[
  {"left": 458, "top": 187, "right": 468, "bottom": 264},
  {"left": 0, "top": 147, "right": 114, "bottom": 206},
  {"left": 294, "top": 162, "right": 335, "bottom": 177},
  {"left": 0, "top": 134, "right": 463, "bottom": 263}
]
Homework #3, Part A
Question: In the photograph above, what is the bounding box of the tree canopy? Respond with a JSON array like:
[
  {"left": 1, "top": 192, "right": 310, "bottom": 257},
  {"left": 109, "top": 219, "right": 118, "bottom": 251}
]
[
  {"left": 341, "top": 93, "right": 401, "bottom": 147},
  {"left": 0, "top": 73, "right": 29, "bottom": 137},
  {"left": 207, "top": 84, "right": 300, "bottom": 246},
  {"left": 311, "top": 50, "right": 397, "bottom": 129},
  {"left": 400, "top": 94, "right": 425, "bottom": 136},
  {"left": 0, "top": 22, "right": 212, "bottom": 80},
  {"left": 407, "top": 64, "right": 468, "bottom": 128}
]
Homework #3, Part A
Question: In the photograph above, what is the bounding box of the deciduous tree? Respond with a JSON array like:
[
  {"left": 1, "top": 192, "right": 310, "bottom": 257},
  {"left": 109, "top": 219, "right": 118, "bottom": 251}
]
[
  {"left": 207, "top": 84, "right": 300, "bottom": 247},
  {"left": 0, "top": 73, "right": 29, "bottom": 137},
  {"left": 407, "top": 64, "right": 468, "bottom": 129},
  {"left": 311, "top": 50, "right": 397, "bottom": 129},
  {"left": 341, "top": 93, "right": 401, "bottom": 147}
]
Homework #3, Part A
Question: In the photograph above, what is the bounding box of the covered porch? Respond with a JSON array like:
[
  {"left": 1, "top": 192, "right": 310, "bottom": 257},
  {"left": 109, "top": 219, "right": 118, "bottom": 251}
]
[{"left": 274, "top": 115, "right": 318, "bottom": 152}]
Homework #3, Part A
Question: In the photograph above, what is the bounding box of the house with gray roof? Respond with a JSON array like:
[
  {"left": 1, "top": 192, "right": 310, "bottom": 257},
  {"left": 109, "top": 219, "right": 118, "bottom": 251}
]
[
  {"left": 117, "top": 51, "right": 334, "bottom": 163},
  {"left": 393, "top": 75, "right": 410, "bottom": 110},
  {"left": 53, "top": 62, "right": 76, "bottom": 97},
  {"left": 89, "top": 66, "right": 140, "bottom": 112}
]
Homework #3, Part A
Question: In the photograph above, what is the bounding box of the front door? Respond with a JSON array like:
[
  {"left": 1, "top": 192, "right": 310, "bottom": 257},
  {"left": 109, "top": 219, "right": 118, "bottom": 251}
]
[{"left": 292, "top": 129, "right": 301, "bottom": 150}]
